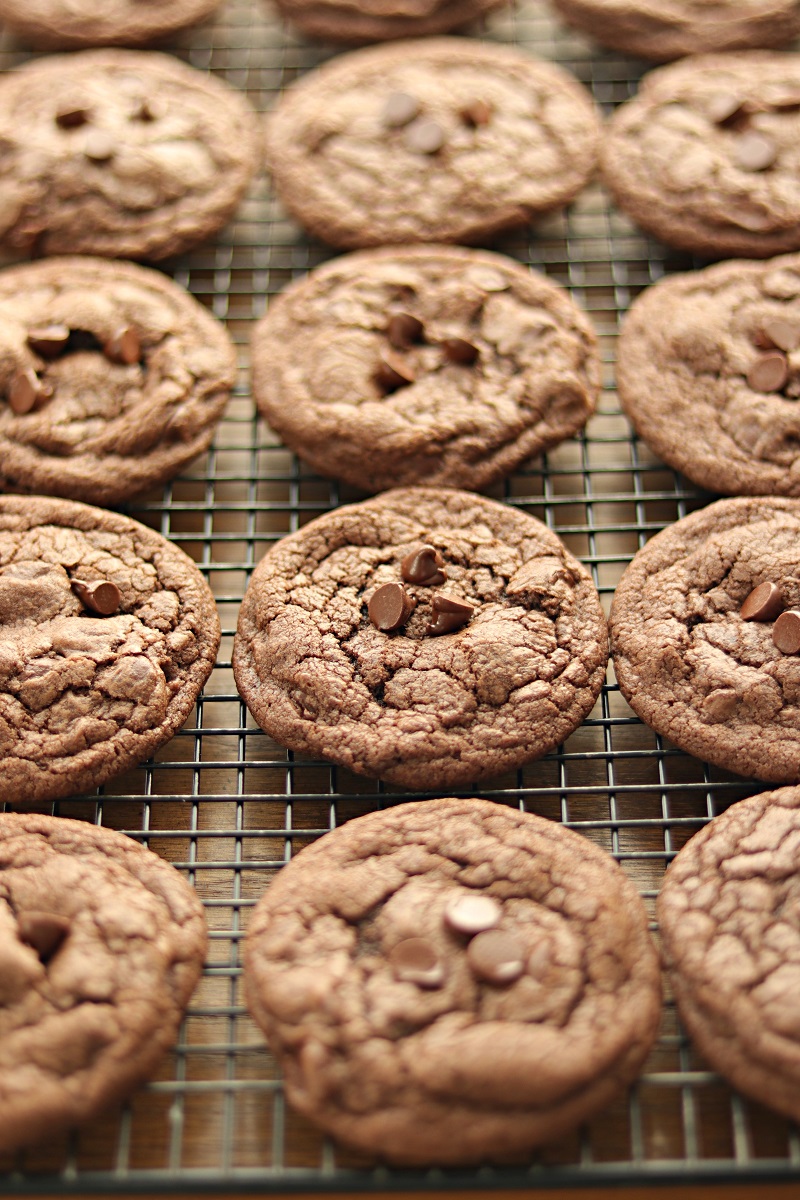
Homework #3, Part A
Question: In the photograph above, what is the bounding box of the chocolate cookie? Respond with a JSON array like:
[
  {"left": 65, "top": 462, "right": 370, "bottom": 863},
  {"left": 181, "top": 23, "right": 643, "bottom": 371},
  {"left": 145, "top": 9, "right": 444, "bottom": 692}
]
[
  {"left": 658, "top": 787, "right": 800, "bottom": 1125},
  {"left": 244, "top": 797, "right": 662, "bottom": 1165},
  {"left": 0, "top": 257, "right": 236, "bottom": 506},
  {"left": 263, "top": 39, "right": 602, "bottom": 249},
  {"left": 233, "top": 487, "right": 608, "bottom": 789},
  {"left": 0, "top": 494, "right": 220, "bottom": 804},
  {"left": 551, "top": 0, "right": 800, "bottom": 62},
  {"left": 603, "top": 53, "right": 800, "bottom": 259},
  {"left": 271, "top": 0, "right": 507, "bottom": 43},
  {"left": 251, "top": 245, "right": 599, "bottom": 492},
  {"left": 0, "top": 0, "right": 221, "bottom": 48},
  {"left": 0, "top": 812, "right": 207, "bottom": 1154},
  {"left": 609, "top": 497, "right": 800, "bottom": 782},
  {"left": 618, "top": 254, "right": 800, "bottom": 497},
  {"left": 0, "top": 50, "right": 259, "bottom": 261}
]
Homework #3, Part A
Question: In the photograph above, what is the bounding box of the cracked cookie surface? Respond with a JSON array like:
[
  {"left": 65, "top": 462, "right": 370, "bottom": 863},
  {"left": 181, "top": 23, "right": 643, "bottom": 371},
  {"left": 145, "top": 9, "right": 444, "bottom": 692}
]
[
  {"left": 610, "top": 498, "right": 800, "bottom": 782},
  {"left": 271, "top": 0, "right": 507, "bottom": 42},
  {"left": 0, "top": 0, "right": 221, "bottom": 48},
  {"left": 0, "top": 494, "right": 220, "bottom": 804},
  {"left": 617, "top": 254, "right": 800, "bottom": 496},
  {"left": 244, "top": 797, "right": 661, "bottom": 1164},
  {"left": 0, "top": 50, "right": 259, "bottom": 261},
  {"left": 251, "top": 245, "right": 599, "bottom": 493},
  {"left": 551, "top": 0, "right": 800, "bottom": 61},
  {"left": 264, "top": 38, "right": 601, "bottom": 249},
  {"left": 603, "top": 54, "right": 800, "bottom": 259},
  {"left": 658, "top": 786, "right": 800, "bottom": 1124},
  {"left": 0, "top": 812, "right": 207, "bottom": 1154},
  {"left": 233, "top": 488, "right": 608, "bottom": 789},
  {"left": 0, "top": 257, "right": 236, "bottom": 505}
]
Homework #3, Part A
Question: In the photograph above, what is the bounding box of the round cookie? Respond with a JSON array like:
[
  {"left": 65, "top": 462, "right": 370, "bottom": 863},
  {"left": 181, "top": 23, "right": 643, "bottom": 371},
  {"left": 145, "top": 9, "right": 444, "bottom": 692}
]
[
  {"left": 0, "top": 812, "right": 207, "bottom": 1155},
  {"left": 244, "top": 797, "right": 662, "bottom": 1165},
  {"left": 233, "top": 487, "right": 608, "bottom": 789},
  {"left": 271, "top": 0, "right": 507, "bottom": 43},
  {"left": 603, "top": 53, "right": 800, "bottom": 259},
  {"left": 551, "top": 0, "right": 800, "bottom": 62},
  {"left": 618, "top": 253, "right": 800, "bottom": 497},
  {"left": 610, "top": 497, "right": 800, "bottom": 783},
  {"left": 0, "top": 494, "right": 220, "bottom": 804},
  {"left": 658, "top": 787, "right": 800, "bottom": 1125},
  {"left": 0, "top": 50, "right": 259, "bottom": 261},
  {"left": 263, "top": 39, "right": 602, "bottom": 249},
  {"left": 0, "top": 257, "right": 236, "bottom": 506},
  {"left": 251, "top": 245, "right": 600, "bottom": 493},
  {"left": 0, "top": 0, "right": 221, "bottom": 48}
]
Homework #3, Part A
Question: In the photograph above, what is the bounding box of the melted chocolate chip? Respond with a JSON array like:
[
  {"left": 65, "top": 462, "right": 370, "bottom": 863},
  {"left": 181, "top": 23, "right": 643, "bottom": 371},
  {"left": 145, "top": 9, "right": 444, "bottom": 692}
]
[
  {"left": 382, "top": 91, "right": 420, "bottom": 128},
  {"left": 27, "top": 325, "right": 70, "bottom": 359},
  {"left": 426, "top": 593, "right": 474, "bottom": 636},
  {"left": 401, "top": 545, "right": 445, "bottom": 586},
  {"left": 8, "top": 368, "right": 51, "bottom": 415},
  {"left": 405, "top": 118, "right": 445, "bottom": 155},
  {"left": 18, "top": 911, "right": 70, "bottom": 963},
  {"left": 467, "top": 928, "right": 525, "bottom": 985},
  {"left": 444, "top": 893, "right": 501, "bottom": 935},
  {"left": 460, "top": 99, "right": 493, "bottom": 127},
  {"left": 387, "top": 312, "right": 424, "bottom": 350},
  {"left": 741, "top": 581, "right": 784, "bottom": 621},
  {"left": 104, "top": 327, "right": 141, "bottom": 366},
  {"left": 734, "top": 130, "right": 778, "bottom": 172},
  {"left": 773, "top": 609, "right": 800, "bottom": 654},
  {"left": 441, "top": 337, "right": 480, "bottom": 366},
  {"left": 374, "top": 352, "right": 415, "bottom": 394},
  {"left": 747, "top": 350, "right": 789, "bottom": 393},
  {"left": 368, "top": 582, "right": 415, "bottom": 632},
  {"left": 388, "top": 937, "right": 444, "bottom": 988},
  {"left": 71, "top": 578, "right": 121, "bottom": 616}
]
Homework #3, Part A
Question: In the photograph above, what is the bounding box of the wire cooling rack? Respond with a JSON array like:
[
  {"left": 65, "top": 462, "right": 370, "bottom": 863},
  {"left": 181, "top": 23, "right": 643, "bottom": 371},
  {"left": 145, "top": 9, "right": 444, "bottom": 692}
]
[{"left": 2, "top": 0, "right": 800, "bottom": 1193}]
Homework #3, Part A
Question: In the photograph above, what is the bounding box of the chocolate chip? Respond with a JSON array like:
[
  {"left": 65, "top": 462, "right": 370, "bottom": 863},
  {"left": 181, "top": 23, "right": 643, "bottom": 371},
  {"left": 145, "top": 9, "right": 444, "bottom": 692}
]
[
  {"left": 444, "top": 893, "right": 501, "bottom": 935},
  {"left": 18, "top": 911, "right": 70, "bottom": 962},
  {"left": 368, "top": 582, "right": 415, "bottom": 632},
  {"left": 401, "top": 545, "right": 445, "bottom": 586},
  {"left": 387, "top": 312, "right": 424, "bottom": 350},
  {"left": 741, "top": 581, "right": 784, "bottom": 621},
  {"left": 8, "top": 368, "right": 51, "bottom": 415},
  {"left": 71, "top": 578, "right": 121, "bottom": 616},
  {"left": 747, "top": 350, "right": 789, "bottom": 393},
  {"left": 468, "top": 266, "right": 509, "bottom": 293},
  {"left": 426, "top": 593, "right": 474, "bottom": 636},
  {"left": 460, "top": 99, "right": 493, "bottom": 127},
  {"left": 441, "top": 337, "right": 480, "bottom": 366},
  {"left": 758, "top": 315, "right": 800, "bottom": 353},
  {"left": 133, "top": 98, "right": 164, "bottom": 122},
  {"left": 104, "top": 326, "right": 141, "bottom": 365},
  {"left": 374, "top": 351, "right": 415, "bottom": 394},
  {"left": 55, "top": 104, "right": 90, "bottom": 129},
  {"left": 382, "top": 91, "right": 419, "bottom": 128},
  {"left": 467, "top": 929, "right": 525, "bottom": 985},
  {"left": 734, "top": 130, "right": 778, "bottom": 172},
  {"left": 774, "top": 609, "right": 800, "bottom": 654},
  {"left": 84, "top": 131, "right": 115, "bottom": 163},
  {"left": 405, "top": 118, "right": 445, "bottom": 155},
  {"left": 702, "top": 689, "right": 738, "bottom": 723},
  {"left": 707, "top": 92, "right": 746, "bottom": 126},
  {"left": 388, "top": 937, "right": 444, "bottom": 988},
  {"left": 27, "top": 324, "right": 70, "bottom": 359}
]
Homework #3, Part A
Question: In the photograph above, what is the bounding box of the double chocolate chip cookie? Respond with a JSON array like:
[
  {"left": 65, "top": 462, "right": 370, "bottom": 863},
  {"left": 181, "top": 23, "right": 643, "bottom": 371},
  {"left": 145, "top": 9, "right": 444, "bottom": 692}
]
[
  {"left": 0, "top": 495, "right": 220, "bottom": 805},
  {"left": 603, "top": 53, "right": 800, "bottom": 259},
  {"left": 0, "top": 812, "right": 207, "bottom": 1155},
  {"left": 659, "top": 787, "right": 800, "bottom": 1126},
  {"left": 264, "top": 39, "right": 601, "bottom": 249},
  {"left": 551, "top": 0, "right": 800, "bottom": 62},
  {"left": 233, "top": 488, "right": 608, "bottom": 789},
  {"left": 0, "top": 0, "right": 221, "bottom": 48},
  {"left": 0, "top": 50, "right": 259, "bottom": 261},
  {"left": 251, "top": 245, "right": 599, "bottom": 492},
  {"left": 610, "top": 497, "right": 800, "bottom": 782},
  {"left": 0, "top": 257, "right": 236, "bottom": 505},
  {"left": 245, "top": 797, "right": 662, "bottom": 1164},
  {"left": 618, "top": 253, "right": 800, "bottom": 496},
  {"left": 271, "top": 0, "right": 507, "bottom": 43}
]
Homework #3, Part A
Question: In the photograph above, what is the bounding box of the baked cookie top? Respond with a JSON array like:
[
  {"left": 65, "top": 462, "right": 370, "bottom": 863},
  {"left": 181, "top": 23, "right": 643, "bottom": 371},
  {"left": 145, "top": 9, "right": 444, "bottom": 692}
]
[
  {"left": 0, "top": 0, "right": 221, "bottom": 49},
  {"left": 658, "top": 787, "right": 800, "bottom": 1125},
  {"left": 0, "top": 495, "right": 220, "bottom": 804},
  {"left": 0, "top": 257, "right": 236, "bottom": 506},
  {"left": 264, "top": 38, "right": 601, "bottom": 249},
  {"left": 618, "top": 253, "right": 800, "bottom": 496},
  {"left": 551, "top": 0, "right": 800, "bottom": 62},
  {"left": 0, "top": 50, "right": 259, "bottom": 261},
  {"left": 0, "top": 812, "right": 207, "bottom": 1155},
  {"left": 245, "top": 797, "right": 661, "bottom": 1165},
  {"left": 610, "top": 498, "right": 800, "bottom": 783},
  {"left": 233, "top": 487, "right": 608, "bottom": 789},
  {"left": 251, "top": 245, "right": 599, "bottom": 492},
  {"left": 603, "top": 53, "right": 800, "bottom": 259},
  {"left": 271, "top": 0, "right": 507, "bottom": 43}
]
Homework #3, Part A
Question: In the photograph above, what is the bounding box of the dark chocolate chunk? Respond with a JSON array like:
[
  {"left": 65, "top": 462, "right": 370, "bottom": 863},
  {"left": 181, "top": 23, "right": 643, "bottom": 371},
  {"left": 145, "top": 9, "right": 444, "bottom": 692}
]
[
  {"left": 426, "top": 593, "right": 474, "bottom": 636},
  {"left": 741, "top": 581, "right": 784, "bottom": 621},
  {"left": 467, "top": 928, "right": 525, "bottom": 985},
  {"left": 383, "top": 91, "right": 419, "bottom": 129},
  {"left": 401, "top": 545, "right": 445, "bottom": 586},
  {"left": 374, "top": 352, "right": 415, "bottom": 394},
  {"left": 747, "top": 350, "right": 789, "bottom": 393},
  {"left": 27, "top": 325, "right": 70, "bottom": 359},
  {"left": 773, "top": 609, "right": 800, "bottom": 653},
  {"left": 444, "top": 893, "right": 500, "bottom": 935},
  {"left": 405, "top": 118, "right": 445, "bottom": 155},
  {"left": 441, "top": 337, "right": 480, "bottom": 366},
  {"left": 18, "top": 911, "right": 70, "bottom": 963},
  {"left": 8, "top": 368, "right": 51, "bottom": 415},
  {"left": 388, "top": 937, "right": 444, "bottom": 988},
  {"left": 71, "top": 578, "right": 122, "bottom": 616},
  {"left": 734, "top": 130, "right": 778, "bottom": 172},
  {"left": 104, "top": 327, "right": 141, "bottom": 366},
  {"left": 387, "top": 312, "right": 424, "bottom": 350},
  {"left": 368, "top": 582, "right": 415, "bottom": 632}
]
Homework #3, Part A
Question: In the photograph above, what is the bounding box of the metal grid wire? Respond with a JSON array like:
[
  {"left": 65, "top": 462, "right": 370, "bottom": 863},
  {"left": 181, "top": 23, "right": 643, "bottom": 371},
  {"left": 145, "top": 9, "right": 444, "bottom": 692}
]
[{"left": 2, "top": 0, "right": 800, "bottom": 1192}]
